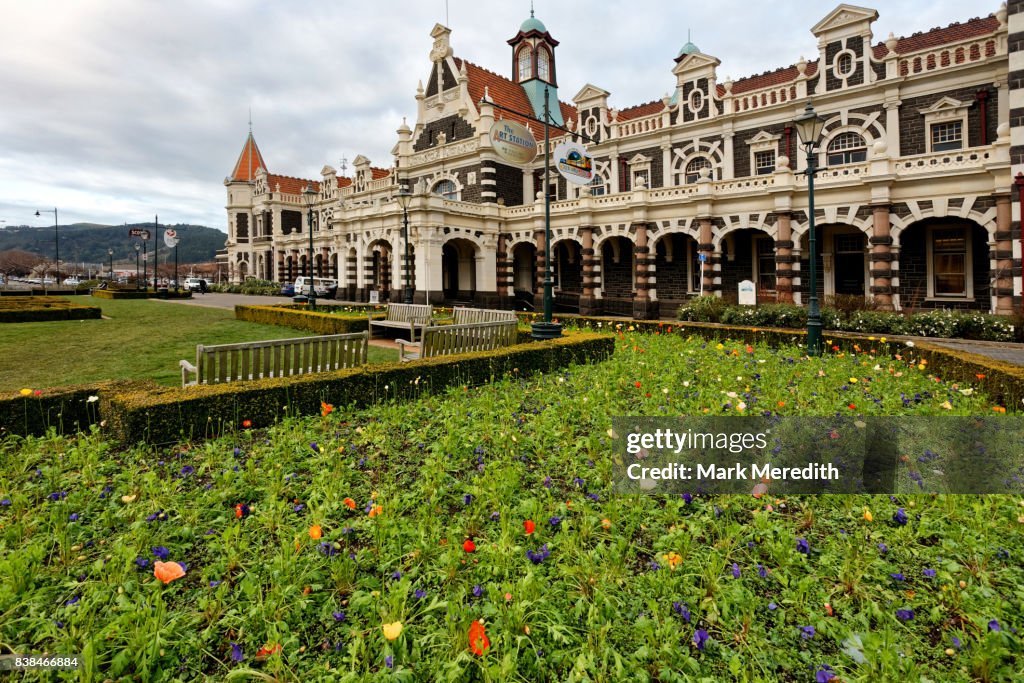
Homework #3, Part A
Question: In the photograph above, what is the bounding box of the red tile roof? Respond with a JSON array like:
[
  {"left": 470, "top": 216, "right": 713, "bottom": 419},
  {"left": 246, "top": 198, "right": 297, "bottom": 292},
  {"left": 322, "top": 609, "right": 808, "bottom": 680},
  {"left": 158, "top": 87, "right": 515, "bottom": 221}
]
[
  {"left": 267, "top": 174, "right": 320, "bottom": 195},
  {"left": 338, "top": 176, "right": 352, "bottom": 188},
  {"left": 617, "top": 99, "right": 665, "bottom": 121},
  {"left": 871, "top": 15, "right": 998, "bottom": 57},
  {"left": 230, "top": 133, "right": 268, "bottom": 182},
  {"left": 456, "top": 57, "right": 577, "bottom": 136},
  {"left": 370, "top": 167, "right": 391, "bottom": 180}
]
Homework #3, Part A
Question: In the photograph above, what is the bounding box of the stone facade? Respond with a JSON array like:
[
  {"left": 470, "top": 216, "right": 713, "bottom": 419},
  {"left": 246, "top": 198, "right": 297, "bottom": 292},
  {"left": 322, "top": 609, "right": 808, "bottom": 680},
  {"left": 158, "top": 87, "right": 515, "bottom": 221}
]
[{"left": 222, "top": 3, "right": 1020, "bottom": 317}]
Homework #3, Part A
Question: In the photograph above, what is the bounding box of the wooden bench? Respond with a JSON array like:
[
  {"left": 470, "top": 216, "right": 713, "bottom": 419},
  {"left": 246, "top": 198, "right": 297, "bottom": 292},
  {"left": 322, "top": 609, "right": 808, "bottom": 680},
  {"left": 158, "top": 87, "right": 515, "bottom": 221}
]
[
  {"left": 368, "top": 303, "right": 433, "bottom": 341},
  {"left": 395, "top": 320, "right": 518, "bottom": 362},
  {"left": 450, "top": 306, "right": 518, "bottom": 325},
  {"left": 179, "top": 332, "right": 368, "bottom": 386}
]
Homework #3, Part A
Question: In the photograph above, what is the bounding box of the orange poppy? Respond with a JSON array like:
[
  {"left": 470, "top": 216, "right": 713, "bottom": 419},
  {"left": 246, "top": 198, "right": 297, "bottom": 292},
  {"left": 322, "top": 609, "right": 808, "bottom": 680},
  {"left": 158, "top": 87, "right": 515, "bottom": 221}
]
[
  {"left": 153, "top": 560, "right": 186, "bottom": 584},
  {"left": 634, "top": 381, "right": 641, "bottom": 388},
  {"left": 463, "top": 539, "right": 476, "bottom": 553},
  {"left": 255, "top": 643, "right": 282, "bottom": 658},
  {"left": 523, "top": 519, "right": 535, "bottom": 535},
  {"left": 241, "top": 419, "right": 252, "bottom": 429},
  {"left": 343, "top": 497, "right": 356, "bottom": 510},
  {"left": 469, "top": 620, "right": 490, "bottom": 656},
  {"left": 321, "top": 402, "right": 334, "bottom": 417},
  {"left": 368, "top": 505, "right": 383, "bottom": 518},
  {"left": 309, "top": 525, "right": 322, "bottom": 540}
]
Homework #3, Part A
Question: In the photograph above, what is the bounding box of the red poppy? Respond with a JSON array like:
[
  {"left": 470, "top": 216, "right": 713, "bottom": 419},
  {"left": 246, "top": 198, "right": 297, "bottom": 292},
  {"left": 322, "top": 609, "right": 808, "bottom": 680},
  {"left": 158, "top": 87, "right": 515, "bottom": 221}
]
[
  {"left": 320, "top": 401, "right": 334, "bottom": 417},
  {"left": 848, "top": 403, "right": 856, "bottom": 410},
  {"left": 255, "top": 643, "right": 282, "bottom": 658},
  {"left": 523, "top": 519, "right": 535, "bottom": 535},
  {"left": 234, "top": 503, "right": 250, "bottom": 519},
  {"left": 343, "top": 497, "right": 356, "bottom": 510},
  {"left": 745, "top": 345, "right": 754, "bottom": 354},
  {"left": 469, "top": 620, "right": 490, "bottom": 656},
  {"left": 241, "top": 419, "right": 252, "bottom": 429},
  {"left": 831, "top": 346, "right": 840, "bottom": 352},
  {"left": 463, "top": 539, "right": 476, "bottom": 553},
  {"left": 634, "top": 381, "right": 641, "bottom": 388}
]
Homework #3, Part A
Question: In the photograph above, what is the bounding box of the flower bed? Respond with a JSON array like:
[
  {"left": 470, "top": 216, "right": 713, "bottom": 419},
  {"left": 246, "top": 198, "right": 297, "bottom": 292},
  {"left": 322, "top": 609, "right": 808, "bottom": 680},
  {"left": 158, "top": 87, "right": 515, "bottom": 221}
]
[
  {"left": 0, "top": 333, "right": 1019, "bottom": 681},
  {"left": 0, "top": 296, "right": 101, "bottom": 322}
]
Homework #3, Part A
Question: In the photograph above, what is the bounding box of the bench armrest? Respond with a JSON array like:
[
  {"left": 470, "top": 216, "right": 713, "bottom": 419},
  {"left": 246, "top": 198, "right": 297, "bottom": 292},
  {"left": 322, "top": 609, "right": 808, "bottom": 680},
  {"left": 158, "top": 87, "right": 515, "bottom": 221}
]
[
  {"left": 179, "top": 359, "right": 198, "bottom": 387},
  {"left": 395, "top": 338, "right": 421, "bottom": 362}
]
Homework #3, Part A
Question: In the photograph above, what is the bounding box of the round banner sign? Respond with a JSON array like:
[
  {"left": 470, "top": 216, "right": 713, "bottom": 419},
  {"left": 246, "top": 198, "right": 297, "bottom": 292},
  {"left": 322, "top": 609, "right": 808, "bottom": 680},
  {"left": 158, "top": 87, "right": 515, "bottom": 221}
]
[
  {"left": 489, "top": 119, "right": 538, "bottom": 166},
  {"left": 553, "top": 141, "right": 595, "bottom": 185}
]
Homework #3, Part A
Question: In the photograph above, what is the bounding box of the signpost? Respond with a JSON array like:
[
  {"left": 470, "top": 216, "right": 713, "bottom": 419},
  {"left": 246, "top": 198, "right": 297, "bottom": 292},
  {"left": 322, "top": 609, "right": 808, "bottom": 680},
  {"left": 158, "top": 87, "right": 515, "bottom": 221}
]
[
  {"left": 553, "top": 141, "right": 595, "bottom": 186},
  {"left": 698, "top": 252, "right": 706, "bottom": 296},
  {"left": 164, "top": 229, "right": 180, "bottom": 292}
]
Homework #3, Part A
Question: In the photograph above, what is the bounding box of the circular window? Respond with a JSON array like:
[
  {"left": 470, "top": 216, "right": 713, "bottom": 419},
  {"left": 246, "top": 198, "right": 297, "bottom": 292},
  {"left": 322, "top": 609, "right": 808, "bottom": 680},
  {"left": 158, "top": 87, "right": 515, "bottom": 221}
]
[
  {"left": 585, "top": 116, "right": 599, "bottom": 137},
  {"left": 689, "top": 89, "right": 704, "bottom": 114},
  {"left": 834, "top": 50, "right": 855, "bottom": 78}
]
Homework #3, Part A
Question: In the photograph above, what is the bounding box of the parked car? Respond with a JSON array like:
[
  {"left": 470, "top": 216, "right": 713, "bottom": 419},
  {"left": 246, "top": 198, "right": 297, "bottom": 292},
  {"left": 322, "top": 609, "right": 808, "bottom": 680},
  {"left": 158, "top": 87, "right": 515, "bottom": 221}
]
[
  {"left": 294, "top": 276, "right": 338, "bottom": 298},
  {"left": 280, "top": 282, "right": 295, "bottom": 296},
  {"left": 184, "top": 277, "right": 206, "bottom": 292},
  {"left": 63, "top": 277, "right": 81, "bottom": 287}
]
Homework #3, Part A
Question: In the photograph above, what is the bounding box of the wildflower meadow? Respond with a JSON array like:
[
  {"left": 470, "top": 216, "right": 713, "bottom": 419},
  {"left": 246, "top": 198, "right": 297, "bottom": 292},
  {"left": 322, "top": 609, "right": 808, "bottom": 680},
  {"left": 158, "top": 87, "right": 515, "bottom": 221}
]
[{"left": 1, "top": 332, "right": 1022, "bottom": 681}]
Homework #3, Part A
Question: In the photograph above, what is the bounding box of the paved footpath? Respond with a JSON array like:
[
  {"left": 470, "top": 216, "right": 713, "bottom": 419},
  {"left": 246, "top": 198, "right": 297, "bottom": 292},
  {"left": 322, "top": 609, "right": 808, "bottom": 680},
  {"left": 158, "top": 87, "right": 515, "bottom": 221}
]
[{"left": 155, "top": 294, "right": 1024, "bottom": 368}]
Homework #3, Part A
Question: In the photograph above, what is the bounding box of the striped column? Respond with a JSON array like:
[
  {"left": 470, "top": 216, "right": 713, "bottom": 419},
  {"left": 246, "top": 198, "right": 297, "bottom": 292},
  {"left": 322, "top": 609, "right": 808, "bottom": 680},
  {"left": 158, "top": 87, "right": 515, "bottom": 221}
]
[
  {"left": 496, "top": 233, "right": 510, "bottom": 303},
  {"left": 869, "top": 205, "right": 895, "bottom": 310},
  {"left": 632, "top": 222, "right": 654, "bottom": 319},
  {"left": 1010, "top": 0, "right": 1024, "bottom": 308},
  {"left": 480, "top": 159, "right": 497, "bottom": 203},
  {"left": 698, "top": 218, "right": 716, "bottom": 295},
  {"left": 774, "top": 212, "right": 794, "bottom": 303}
]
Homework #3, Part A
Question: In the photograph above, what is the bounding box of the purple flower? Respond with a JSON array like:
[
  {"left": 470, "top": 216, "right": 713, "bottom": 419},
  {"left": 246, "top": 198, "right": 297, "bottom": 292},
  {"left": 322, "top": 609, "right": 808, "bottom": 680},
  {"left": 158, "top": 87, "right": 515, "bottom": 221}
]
[
  {"left": 233, "top": 447, "right": 241, "bottom": 457},
  {"left": 526, "top": 544, "right": 550, "bottom": 565},
  {"left": 135, "top": 557, "right": 150, "bottom": 569},
  {"left": 890, "top": 572, "right": 905, "bottom": 582},
  {"left": 731, "top": 563, "right": 741, "bottom": 579},
  {"left": 768, "top": 602, "right": 778, "bottom": 611},
  {"left": 230, "top": 642, "right": 244, "bottom": 662},
  {"left": 209, "top": 580, "right": 221, "bottom": 587},
  {"left": 391, "top": 571, "right": 402, "bottom": 581},
  {"left": 333, "top": 611, "right": 346, "bottom": 622},
  {"left": 877, "top": 542, "right": 889, "bottom": 554},
  {"left": 923, "top": 568, "right": 936, "bottom": 578},
  {"left": 673, "top": 601, "right": 691, "bottom": 623},
  {"left": 414, "top": 589, "right": 426, "bottom": 600},
  {"left": 318, "top": 542, "right": 338, "bottom": 557},
  {"left": 951, "top": 636, "right": 962, "bottom": 650},
  {"left": 178, "top": 561, "right": 187, "bottom": 572},
  {"left": 68, "top": 513, "right": 79, "bottom": 521},
  {"left": 816, "top": 665, "right": 836, "bottom": 682},
  {"left": 385, "top": 655, "right": 394, "bottom": 669},
  {"left": 758, "top": 564, "right": 767, "bottom": 579},
  {"left": 293, "top": 503, "right": 305, "bottom": 512},
  {"left": 490, "top": 511, "right": 500, "bottom": 521},
  {"left": 0, "top": 498, "right": 10, "bottom": 506},
  {"left": 65, "top": 595, "right": 80, "bottom": 606},
  {"left": 549, "top": 516, "right": 562, "bottom": 528},
  {"left": 796, "top": 538, "right": 810, "bottom": 555},
  {"left": 893, "top": 508, "right": 908, "bottom": 526},
  {"left": 896, "top": 608, "right": 915, "bottom": 621},
  {"left": 152, "top": 546, "right": 169, "bottom": 561},
  {"left": 47, "top": 491, "right": 67, "bottom": 501},
  {"left": 180, "top": 465, "right": 194, "bottom": 476},
  {"left": 472, "top": 584, "right": 483, "bottom": 598},
  {"left": 800, "top": 625, "right": 815, "bottom": 640},
  {"left": 542, "top": 476, "right": 551, "bottom": 488},
  {"left": 682, "top": 493, "right": 693, "bottom": 504},
  {"left": 693, "top": 628, "right": 709, "bottom": 651},
  {"left": 462, "top": 494, "right": 473, "bottom": 505},
  {"left": 310, "top": 442, "right": 320, "bottom": 453},
  {"left": 988, "top": 619, "right": 1001, "bottom": 632}
]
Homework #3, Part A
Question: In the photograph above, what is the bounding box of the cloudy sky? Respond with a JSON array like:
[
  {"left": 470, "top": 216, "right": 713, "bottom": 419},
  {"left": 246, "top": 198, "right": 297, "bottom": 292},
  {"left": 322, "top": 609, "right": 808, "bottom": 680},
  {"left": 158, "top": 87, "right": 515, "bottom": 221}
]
[{"left": 1, "top": 0, "right": 986, "bottom": 232}]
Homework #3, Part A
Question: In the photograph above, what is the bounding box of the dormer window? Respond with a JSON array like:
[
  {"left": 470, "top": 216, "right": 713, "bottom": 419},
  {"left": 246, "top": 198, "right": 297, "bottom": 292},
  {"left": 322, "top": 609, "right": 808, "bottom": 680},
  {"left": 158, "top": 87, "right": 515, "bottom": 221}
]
[
  {"left": 537, "top": 48, "right": 550, "bottom": 81},
  {"left": 433, "top": 179, "right": 458, "bottom": 200},
  {"left": 826, "top": 132, "right": 867, "bottom": 165},
  {"left": 518, "top": 48, "right": 532, "bottom": 81}
]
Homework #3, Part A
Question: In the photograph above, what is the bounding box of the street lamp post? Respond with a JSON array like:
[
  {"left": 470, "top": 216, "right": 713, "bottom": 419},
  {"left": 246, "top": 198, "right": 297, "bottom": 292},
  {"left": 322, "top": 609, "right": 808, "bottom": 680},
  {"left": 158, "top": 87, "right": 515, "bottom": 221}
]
[
  {"left": 35, "top": 208, "right": 59, "bottom": 286},
  {"left": 135, "top": 243, "right": 141, "bottom": 290},
  {"left": 108, "top": 248, "right": 114, "bottom": 283},
  {"left": 142, "top": 243, "right": 147, "bottom": 292},
  {"left": 530, "top": 86, "right": 562, "bottom": 340},
  {"left": 301, "top": 185, "right": 318, "bottom": 309},
  {"left": 396, "top": 184, "right": 414, "bottom": 304},
  {"left": 793, "top": 101, "right": 827, "bottom": 356}
]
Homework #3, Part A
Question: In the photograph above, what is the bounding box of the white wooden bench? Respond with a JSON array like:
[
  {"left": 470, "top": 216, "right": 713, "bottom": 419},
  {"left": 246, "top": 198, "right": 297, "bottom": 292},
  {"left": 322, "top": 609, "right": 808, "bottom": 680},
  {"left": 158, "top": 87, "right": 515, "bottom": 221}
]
[
  {"left": 368, "top": 303, "right": 433, "bottom": 341},
  {"left": 395, "top": 320, "right": 518, "bottom": 362},
  {"left": 450, "top": 306, "right": 519, "bottom": 325},
  {"left": 179, "top": 332, "right": 368, "bottom": 386}
]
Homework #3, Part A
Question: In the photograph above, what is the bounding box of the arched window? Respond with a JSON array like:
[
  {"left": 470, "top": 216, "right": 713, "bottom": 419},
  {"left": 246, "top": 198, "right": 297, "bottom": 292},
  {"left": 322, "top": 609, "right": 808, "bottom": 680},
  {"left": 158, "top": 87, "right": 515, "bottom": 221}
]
[
  {"left": 432, "top": 179, "right": 458, "bottom": 200},
  {"left": 684, "top": 157, "right": 712, "bottom": 183},
  {"left": 826, "top": 132, "right": 867, "bottom": 165},
  {"left": 518, "top": 48, "right": 532, "bottom": 81},
  {"left": 537, "top": 48, "right": 550, "bottom": 81},
  {"left": 588, "top": 173, "right": 607, "bottom": 196}
]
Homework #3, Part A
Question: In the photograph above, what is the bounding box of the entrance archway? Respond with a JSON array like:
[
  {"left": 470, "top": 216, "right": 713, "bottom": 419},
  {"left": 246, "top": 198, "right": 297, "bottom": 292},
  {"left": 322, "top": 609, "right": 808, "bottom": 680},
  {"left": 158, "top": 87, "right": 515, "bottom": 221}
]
[{"left": 442, "top": 238, "right": 477, "bottom": 302}]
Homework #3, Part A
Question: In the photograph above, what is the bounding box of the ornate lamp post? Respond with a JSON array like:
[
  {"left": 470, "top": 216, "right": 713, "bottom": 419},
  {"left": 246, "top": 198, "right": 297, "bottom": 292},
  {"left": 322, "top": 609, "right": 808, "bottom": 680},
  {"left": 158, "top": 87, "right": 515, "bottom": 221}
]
[
  {"left": 134, "top": 243, "right": 141, "bottom": 290},
  {"left": 302, "top": 184, "right": 318, "bottom": 308},
  {"left": 35, "top": 208, "right": 59, "bottom": 286},
  {"left": 108, "top": 248, "right": 114, "bottom": 283},
  {"left": 531, "top": 86, "right": 562, "bottom": 340},
  {"left": 793, "top": 101, "right": 827, "bottom": 356},
  {"left": 142, "top": 242, "right": 147, "bottom": 291},
  {"left": 396, "top": 184, "right": 414, "bottom": 304}
]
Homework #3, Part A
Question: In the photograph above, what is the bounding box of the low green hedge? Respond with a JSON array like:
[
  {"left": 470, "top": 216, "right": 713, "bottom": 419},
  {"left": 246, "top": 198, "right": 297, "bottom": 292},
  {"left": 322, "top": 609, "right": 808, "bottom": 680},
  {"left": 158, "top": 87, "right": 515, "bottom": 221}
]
[
  {"left": 0, "top": 380, "right": 151, "bottom": 438},
  {"left": 106, "top": 332, "right": 612, "bottom": 445},
  {"left": 90, "top": 289, "right": 192, "bottom": 300},
  {"left": 678, "top": 295, "right": 1017, "bottom": 342},
  {"left": 0, "top": 296, "right": 101, "bottom": 322},
  {"left": 235, "top": 304, "right": 375, "bottom": 334}
]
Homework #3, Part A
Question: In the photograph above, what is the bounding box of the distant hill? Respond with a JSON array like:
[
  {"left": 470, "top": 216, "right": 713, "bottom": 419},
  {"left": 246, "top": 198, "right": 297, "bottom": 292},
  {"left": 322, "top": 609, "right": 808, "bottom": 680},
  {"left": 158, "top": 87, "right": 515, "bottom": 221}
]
[{"left": 0, "top": 223, "right": 226, "bottom": 265}]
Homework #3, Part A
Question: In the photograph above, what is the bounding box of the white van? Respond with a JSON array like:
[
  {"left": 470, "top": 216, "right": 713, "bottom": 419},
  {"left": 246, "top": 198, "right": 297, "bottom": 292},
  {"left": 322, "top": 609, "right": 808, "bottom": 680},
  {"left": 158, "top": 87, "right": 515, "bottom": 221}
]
[{"left": 294, "top": 276, "right": 338, "bottom": 297}]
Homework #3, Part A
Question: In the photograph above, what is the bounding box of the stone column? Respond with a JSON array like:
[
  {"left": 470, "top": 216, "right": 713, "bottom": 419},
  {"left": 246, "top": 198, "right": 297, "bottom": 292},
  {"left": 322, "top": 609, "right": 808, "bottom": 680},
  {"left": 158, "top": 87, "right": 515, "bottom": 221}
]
[
  {"left": 346, "top": 249, "right": 357, "bottom": 300},
  {"left": 698, "top": 218, "right": 715, "bottom": 296},
  {"left": 774, "top": 212, "right": 794, "bottom": 303},
  {"left": 275, "top": 250, "right": 285, "bottom": 284},
  {"left": 632, "top": 222, "right": 655, "bottom": 319},
  {"left": 533, "top": 229, "right": 546, "bottom": 311},
  {"left": 496, "top": 233, "right": 510, "bottom": 308},
  {"left": 995, "top": 194, "right": 1015, "bottom": 314},
  {"left": 869, "top": 205, "right": 894, "bottom": 310},
  {"left": 579, "top": 226, "right": 597, "bottom": 315}
]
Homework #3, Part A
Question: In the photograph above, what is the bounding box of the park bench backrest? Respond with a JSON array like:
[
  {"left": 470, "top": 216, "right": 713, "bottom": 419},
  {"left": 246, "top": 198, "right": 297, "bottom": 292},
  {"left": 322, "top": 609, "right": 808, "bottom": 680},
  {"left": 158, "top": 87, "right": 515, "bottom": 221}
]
[
  {"left": 185, "top": 331, "right": 367, "bottom": 386},
  {"left": 384, "top": 303, "right": 432, "bottom": 323},
  {"left": 452, "top": 307, "right": 518, "bottom": 325},
  {"left": 421, "top": 320, "right": 518, "bottom": 358}
]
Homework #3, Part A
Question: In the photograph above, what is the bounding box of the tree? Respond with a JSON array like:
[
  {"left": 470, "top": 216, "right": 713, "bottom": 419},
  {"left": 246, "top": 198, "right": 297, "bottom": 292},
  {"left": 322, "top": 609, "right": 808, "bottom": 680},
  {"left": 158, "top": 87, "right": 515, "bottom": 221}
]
[{"left": 0, "top": 249, "right": 42, "bottom": 285}]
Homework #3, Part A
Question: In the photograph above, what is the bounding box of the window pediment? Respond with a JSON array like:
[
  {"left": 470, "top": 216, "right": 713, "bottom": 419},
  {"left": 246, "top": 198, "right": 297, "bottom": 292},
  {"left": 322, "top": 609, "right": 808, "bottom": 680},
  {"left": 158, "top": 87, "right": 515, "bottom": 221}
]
[{"left": 918, "top": 97, "right": 970, "bottom": 122}]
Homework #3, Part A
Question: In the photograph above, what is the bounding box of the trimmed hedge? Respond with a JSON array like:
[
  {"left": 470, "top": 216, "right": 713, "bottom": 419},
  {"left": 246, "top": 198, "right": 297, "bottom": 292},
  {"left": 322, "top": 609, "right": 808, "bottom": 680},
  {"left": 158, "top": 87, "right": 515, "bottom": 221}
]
[
  {"left": 0, "top": 380, "right": 151, "bottom": 438},
  {"left": 90, "top": 289, "right": 192, "bottom": 300},
  {"left": 105, "top": 332, "right": 612, "bottom": 445},
  {"left": 235, "top": 304, "right": 376, "bottom": 334},
  {"left": 0, "top": 296, "right": 101, "bottom": 322}
]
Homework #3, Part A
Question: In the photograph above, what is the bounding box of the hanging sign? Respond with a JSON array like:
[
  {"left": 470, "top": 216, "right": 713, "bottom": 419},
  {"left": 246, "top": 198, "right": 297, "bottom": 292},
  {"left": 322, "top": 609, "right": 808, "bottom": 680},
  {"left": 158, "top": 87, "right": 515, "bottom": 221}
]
[
  {"left": 553, "top": 141, "right": 595, "bottom": 185},
  {"left": 163, "top": 229, "right": 179, "bottom": 248},
  {"left": 489, "top": 119, "right": 538, "bottom": 166},
  {"left": 128, "top": 228, "right": 151, "bottom": 239}
]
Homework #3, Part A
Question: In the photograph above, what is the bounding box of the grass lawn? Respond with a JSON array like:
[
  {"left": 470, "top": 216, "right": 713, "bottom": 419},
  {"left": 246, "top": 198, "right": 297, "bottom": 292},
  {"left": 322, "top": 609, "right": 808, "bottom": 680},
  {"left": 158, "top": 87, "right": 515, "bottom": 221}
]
[
  {"left": 0, "top": 333, "right": 1020, "bottom": 681},
  {"left": 0, "top": 298, "right": 397, "bottom": 390}
]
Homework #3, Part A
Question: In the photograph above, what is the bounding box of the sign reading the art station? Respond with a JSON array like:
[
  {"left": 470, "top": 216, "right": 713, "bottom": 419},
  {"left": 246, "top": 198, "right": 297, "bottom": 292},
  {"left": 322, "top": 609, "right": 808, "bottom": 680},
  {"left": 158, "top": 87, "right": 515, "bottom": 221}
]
[
  {"left": 489, "top": 119, "right": 538, "bottom": 166},
  {"left": 553, "top": 141, "right": 595, "bottom": 185}
]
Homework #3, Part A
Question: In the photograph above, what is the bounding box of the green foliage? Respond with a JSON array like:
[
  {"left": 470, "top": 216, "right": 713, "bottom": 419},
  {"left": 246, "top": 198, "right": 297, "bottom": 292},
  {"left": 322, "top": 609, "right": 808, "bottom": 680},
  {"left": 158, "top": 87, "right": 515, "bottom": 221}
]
[
  {"left": 234, "top": 304, "right": 374, "bottom": 335},
  {"left": 0, "top": 223, "right": 225, "bottom": 263},
  {"left": 677, "top": 295, "right": 730, "bottom": 323},
  {"left": 0, "top": 296, "right": 101, "bottom": 322}
]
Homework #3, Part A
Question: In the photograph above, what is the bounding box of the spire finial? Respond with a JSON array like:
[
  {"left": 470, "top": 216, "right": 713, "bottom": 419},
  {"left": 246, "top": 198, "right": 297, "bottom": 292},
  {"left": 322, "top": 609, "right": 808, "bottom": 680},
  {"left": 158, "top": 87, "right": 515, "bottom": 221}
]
[
  {"left": 248, "top": 107, "right": 252, "bottom": 134},
  {"left": 530, "top": 0, "right": 534, "bottom": 17}
]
